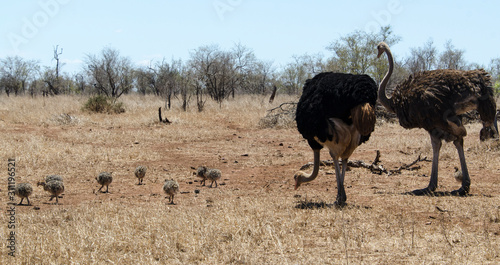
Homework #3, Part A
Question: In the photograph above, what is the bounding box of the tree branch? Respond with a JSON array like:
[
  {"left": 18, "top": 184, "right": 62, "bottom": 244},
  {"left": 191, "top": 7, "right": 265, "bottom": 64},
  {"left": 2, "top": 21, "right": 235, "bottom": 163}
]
[{"left": 299, "top": 150, "right": 431, "bottom": 175}]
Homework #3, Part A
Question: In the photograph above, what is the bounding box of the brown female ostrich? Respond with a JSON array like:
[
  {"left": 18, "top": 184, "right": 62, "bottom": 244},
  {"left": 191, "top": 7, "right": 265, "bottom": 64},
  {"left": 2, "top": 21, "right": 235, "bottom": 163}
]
[
  {"left": 294, "top": 72, "right": 378, "bottom": 206},
  {"left": 377, "top": 42, "right": 498, "bottom": 196}
]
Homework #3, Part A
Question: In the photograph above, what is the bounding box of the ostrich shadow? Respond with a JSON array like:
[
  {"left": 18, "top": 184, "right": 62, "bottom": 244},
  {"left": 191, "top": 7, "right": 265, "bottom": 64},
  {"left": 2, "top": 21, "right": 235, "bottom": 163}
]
[
  {"left": 402, "top": 191, "right": 481, "bottom": 197},
  {"left": 294, "top": 199, "right": 372, "bottom": 210},
  {"left": 295, "top": 200, "right": 335, "bottom": 209},
  {"left": 13, "top": 203, "right": 32, "bottom": 207}
]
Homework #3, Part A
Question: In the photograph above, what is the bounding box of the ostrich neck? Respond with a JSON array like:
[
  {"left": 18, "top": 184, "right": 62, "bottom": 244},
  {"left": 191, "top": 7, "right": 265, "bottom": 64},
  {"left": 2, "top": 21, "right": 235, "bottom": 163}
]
[
  {"left": 379, "top": 48, "right": 395, "bottom": 113},
  {"left": 300, "top": 150, "right": 321, "bottom": 183}
]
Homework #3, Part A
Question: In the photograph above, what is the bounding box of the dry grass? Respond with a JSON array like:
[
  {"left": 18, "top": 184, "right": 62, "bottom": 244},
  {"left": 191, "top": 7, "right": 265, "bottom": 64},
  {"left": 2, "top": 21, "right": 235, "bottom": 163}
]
[{"left": 0, "top": 94, "right": 499, "bottom": 264}]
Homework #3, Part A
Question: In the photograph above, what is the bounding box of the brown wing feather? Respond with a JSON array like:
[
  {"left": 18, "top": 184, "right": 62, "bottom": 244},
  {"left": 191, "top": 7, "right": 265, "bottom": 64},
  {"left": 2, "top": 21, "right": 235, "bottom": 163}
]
[
  {"left": 391, "top": 69, "right": 492, "bottom": 130},
  {"left": 351, "top": 103, "right": 376, "bottom": 136}
]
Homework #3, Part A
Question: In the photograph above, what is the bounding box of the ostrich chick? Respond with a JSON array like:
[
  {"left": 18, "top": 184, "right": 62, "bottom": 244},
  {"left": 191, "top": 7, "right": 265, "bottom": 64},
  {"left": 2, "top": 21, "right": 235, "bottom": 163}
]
[
  {"left": 14, "top": 183, "right": 33, "bottom": 205},
  {"left": 453, "top": 167, "right": 463, "bottom": 182},
  {"left": 96, "top": 172, "right": 113, "bottom": 193},
  {"left": 163, "top": 179, "right": 179, "bottom": 204},
  {"left": 37, "top": 180, "right": 65, "bottom": 204},
  {"left": 45, "top": 175, "right": 63, "bottom": 183},
  {"left": 196, "top": 166, "right": 208, "bottom": 186},
  {"left": 134, "top": 166, "right": 147, "bottom": 185},
  {"left": 206, "top": 168, "right": 222, "bottom": 188}
]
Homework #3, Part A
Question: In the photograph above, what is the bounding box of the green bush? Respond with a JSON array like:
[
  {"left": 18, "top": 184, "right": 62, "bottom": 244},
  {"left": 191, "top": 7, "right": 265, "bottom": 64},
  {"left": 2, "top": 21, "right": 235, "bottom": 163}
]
[
  {"left": 494, "top": 81, "right": 500, "bottom": 96},
  {"left": 82, "top": 95, "right": 125, "bottom": 114},
  {"left": 110, "top": 101, "right": 125, "bottom": 114}
]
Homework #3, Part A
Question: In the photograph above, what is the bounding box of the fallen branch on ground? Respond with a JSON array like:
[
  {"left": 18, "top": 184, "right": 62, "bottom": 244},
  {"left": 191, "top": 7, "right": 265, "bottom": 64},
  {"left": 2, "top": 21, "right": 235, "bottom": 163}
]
[
  {"left": 267, "top": 102, "right": 297, "bottom": 113},
  {"left": 299, "top": 150, "right": 431, "bottom": 175}
]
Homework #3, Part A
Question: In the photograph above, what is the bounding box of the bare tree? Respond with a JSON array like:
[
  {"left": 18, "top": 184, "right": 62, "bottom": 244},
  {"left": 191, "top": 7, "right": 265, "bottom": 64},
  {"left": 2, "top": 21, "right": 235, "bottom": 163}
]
[
  {"left": 280, "top": 54, "right": 320, "bottom": 94},
  {"left": 248, "top": 60, "right": 275, "bottom": 94},
  {"left": 438, "top": 40, "right": 466, "bottom": 70},
  {"left": 156, "top": 60, "right": 175, "bottom": 107},
  {"left": 74, "top": 73, "right": 88, "bottom": 94},
  {"left": 232, "top": 43, "right": 258, "bottom": 95},
  {"left": 0, "top": 56, "right": 39, "bottom": 96},
  {"left": 42, "top": 67, "right": 59, "bottom": 95},
  {"left": 42, "top": 45, "right": 65, "bottom": 95},
  {"left": 84, "top": 47, "right": 133, "bottom": 98},
  {"left": 326, "top": 26, "right": 401, "bottom": 82},
  {"left": 193, "top": 78, "right": 206, "bottom": 112},
  {"left": 489, "top": 58, "right": 500, "bottom": 92},
  {"left": 490, "top": 58, "right": 500, "bottom": 77},
  {"left": 327, "top": 31, "right": 376, "bottom": 74},
  {"left": 134, "top": 66, "right": 154, "bottom": 95},
  {"left": 172, "top": 59, "right": 192, "bottom": 111},
  {"left": 405, "top": 39, "right": 437, "bottom": 73},
  {"left": 189, "top": 45, "right": 236, "bottom": 105}
]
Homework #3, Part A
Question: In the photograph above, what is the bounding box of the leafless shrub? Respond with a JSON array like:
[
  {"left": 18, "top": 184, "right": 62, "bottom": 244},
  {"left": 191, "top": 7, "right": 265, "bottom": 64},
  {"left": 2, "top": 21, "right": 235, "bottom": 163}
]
[{"left": 258, "top": 102, "right": 297, "bottom": 129}]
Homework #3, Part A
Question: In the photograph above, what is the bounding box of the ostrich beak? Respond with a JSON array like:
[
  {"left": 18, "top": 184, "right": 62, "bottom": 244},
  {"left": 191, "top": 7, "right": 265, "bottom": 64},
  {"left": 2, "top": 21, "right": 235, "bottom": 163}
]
[
  {"left": 377, "top": 49, "right": 384, "bottom": 58},
  {"left": 294, "top": 175, "right": 301, "bottom": 190}
]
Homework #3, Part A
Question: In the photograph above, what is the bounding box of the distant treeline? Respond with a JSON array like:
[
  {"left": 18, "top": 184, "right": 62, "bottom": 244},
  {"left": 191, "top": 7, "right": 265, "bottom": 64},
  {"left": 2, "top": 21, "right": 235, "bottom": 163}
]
[{"left": 1, "top": 26, "right": 499, "bottom": 111}]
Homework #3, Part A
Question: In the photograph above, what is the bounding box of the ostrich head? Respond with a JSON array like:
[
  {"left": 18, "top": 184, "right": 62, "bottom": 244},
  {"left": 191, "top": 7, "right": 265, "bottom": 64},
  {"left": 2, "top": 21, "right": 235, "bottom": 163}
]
[
  {"left": 377, "top": 42, "right": 390, "bottom": 58},
  {"left": 294, "top": 150, "right": 321, "bottom": 190},
  {"left": 479, "top": 120, "right": 499, "bottom": 141},
  {"left": 293, "top": 171, "right": 308, "bottom": 190}
]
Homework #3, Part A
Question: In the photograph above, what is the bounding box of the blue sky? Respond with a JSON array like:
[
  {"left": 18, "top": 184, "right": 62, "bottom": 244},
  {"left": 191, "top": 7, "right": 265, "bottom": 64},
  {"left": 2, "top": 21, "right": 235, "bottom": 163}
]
[{"left": 1, "top": 0, "right": 499, "bottom": 74}]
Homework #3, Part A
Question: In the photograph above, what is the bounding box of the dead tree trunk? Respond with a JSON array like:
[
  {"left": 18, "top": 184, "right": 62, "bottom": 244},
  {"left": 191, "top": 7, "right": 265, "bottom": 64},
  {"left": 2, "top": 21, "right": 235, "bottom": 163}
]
[
  {"left": 158, "top": 107, "right": 171, "bottom": 124},
  {"left": 269, "top": 85, "right": 277, "bottom": 104}
]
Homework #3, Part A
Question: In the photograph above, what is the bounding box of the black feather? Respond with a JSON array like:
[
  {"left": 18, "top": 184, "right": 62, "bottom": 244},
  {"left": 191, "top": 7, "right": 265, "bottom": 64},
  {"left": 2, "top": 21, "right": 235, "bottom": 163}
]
[{"left": 296, "top": 72, "right": 378, "bottom": 149}]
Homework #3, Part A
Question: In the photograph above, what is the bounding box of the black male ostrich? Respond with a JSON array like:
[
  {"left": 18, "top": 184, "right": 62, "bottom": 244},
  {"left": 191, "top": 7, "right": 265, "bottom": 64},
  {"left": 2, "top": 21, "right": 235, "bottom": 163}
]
[
  {"left": 294, "top": 72, "right": 378, "bottom": 206},
  {"left": 377, "top": 42, "right": 498, "bottom": 196}
]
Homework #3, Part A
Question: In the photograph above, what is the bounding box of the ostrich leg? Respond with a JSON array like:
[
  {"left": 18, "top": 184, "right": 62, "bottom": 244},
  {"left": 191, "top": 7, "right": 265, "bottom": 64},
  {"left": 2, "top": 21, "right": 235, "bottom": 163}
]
[
  {"left": 340, "top": 158, "right": 348, "bottom": 204},
  {"left": 332, "top": 155, "right": 347, "bottom": 206},
  {"left": 451, "top": 138, "right": 470, "bottom": 196},
  {"left": 495, "top": 115, "right": 499, "bottom": 135},
  {"left": 413, "top": 134, "right": 441, "bottom": 195}
]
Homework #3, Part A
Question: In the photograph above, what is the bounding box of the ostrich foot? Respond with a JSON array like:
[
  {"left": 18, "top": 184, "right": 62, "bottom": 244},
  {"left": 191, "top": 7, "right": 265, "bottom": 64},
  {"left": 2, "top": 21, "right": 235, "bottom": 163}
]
[
  {"left": 410, "top": 187, "right": 435, "bottom": 196},
  {"left": 334, "top": 193, "right": 347, "bottom": 207},
  {"left": 450, "top": 187, "right": 469, "bottom": 196},
  {"left": 334, "top": 200, "right": 347, "bottom": 208}
]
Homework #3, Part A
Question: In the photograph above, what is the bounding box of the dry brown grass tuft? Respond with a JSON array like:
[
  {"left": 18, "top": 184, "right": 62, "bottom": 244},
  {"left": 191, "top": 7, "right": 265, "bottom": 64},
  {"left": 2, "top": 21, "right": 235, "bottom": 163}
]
[{"left": 0, "top": 94, "right": 499, "bottom": 264}]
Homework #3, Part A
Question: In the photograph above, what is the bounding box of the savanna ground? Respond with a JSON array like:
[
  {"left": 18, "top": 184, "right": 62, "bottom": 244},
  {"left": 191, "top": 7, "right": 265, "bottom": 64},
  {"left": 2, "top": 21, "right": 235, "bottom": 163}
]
[{"left": 0, "top": 94, "right": 499, "bottom": 264}]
